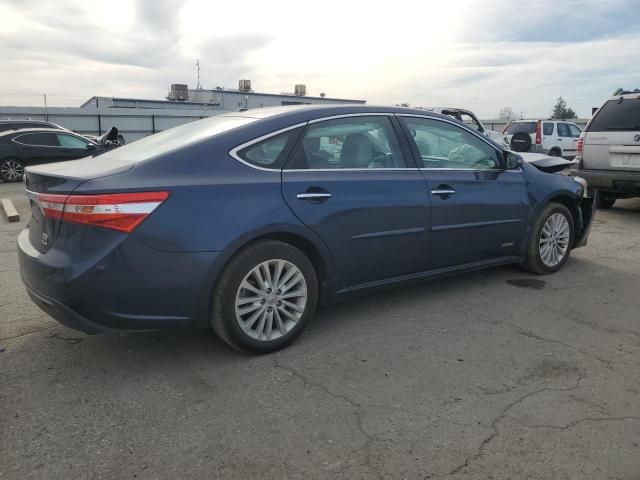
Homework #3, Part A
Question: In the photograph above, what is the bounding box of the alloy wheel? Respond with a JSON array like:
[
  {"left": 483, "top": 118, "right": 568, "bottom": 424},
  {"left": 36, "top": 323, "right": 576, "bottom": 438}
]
[
  {"left": 1, "top": 160, "right": 24, "bottom": 182},
  {"left": 539, "top": 213, "right": 570, "bottom": 267},
  {"left": 234, "top": 259, "right": 308, "bottom": 342}
]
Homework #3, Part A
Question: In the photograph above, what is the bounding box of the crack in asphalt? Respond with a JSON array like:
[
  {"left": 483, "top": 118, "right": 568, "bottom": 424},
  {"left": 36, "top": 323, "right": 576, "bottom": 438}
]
[
  {"left": 0, "top": 325, "right": 56, "bottom": 341},
  {"left": 447, "top": 375, "right": 586, "bottom": 476},
  {"left": 504, "top": 414, "right": 640, "bottom": 431},
  {"left": 273, "top": 356, "right": 385, "bottom": 480}
]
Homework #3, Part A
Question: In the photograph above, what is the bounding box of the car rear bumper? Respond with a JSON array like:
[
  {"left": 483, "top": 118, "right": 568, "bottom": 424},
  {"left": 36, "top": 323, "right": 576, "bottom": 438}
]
[
  {"left": 18, "top": 228, "right": 221, "bottom": 333},
  {"left": 571, "top": 168, "right": 640, "bottom": 194}
]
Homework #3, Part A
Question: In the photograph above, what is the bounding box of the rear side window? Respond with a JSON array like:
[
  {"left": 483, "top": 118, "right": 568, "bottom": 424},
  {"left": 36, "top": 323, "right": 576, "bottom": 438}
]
[
  {"left": 237, "top": 128, "right": 302, "bottom": 168},
  {"left": 588, "top": 98, "right": 640, "bottom": 132},
  {"left": 543, "top": 122, "right": 554, "bottom": 135},
  {"left": 505, "top": 122, "right": 536, "bottom": 134},
  {"left": 287, "top": 116, "right": 406, "bottom": 169},
  {"left": 14, "top": 133, "right": 58, "bottom": 146}
]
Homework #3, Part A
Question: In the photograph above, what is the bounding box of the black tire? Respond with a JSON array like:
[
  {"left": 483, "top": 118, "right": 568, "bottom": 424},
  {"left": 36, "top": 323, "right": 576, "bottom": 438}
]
[
  {"left": 510, "top": 132, "right": 532, "bottom": 152},
  {"left": 548, "top": 148, "right": 561, "bottom": 157},
  {"left": 521, "top": 202, "right": 575, "bottom": 275},
  {"left": 596, "top": 193, "right": 616, "bottom": 209},
  {"left": 211, "top": 240, "right": 318, "bottom": 354},
  {"left": 0, "top": 158, "right": 25, "bottom": 183}
]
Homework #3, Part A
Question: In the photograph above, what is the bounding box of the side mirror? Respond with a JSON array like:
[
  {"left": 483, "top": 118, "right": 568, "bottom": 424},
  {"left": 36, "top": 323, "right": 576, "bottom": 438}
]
[
  {"left": 504, "top": 151, "right": 522, "bottom": 169},
  {"left": 86, "top": 143, "right": 98, "bottom": 151}
]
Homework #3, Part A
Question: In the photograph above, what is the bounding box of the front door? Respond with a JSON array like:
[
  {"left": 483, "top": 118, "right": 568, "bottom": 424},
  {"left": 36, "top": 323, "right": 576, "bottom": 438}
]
[
  {"left": 281, "top": 115, "right": 431, "bottom": 289},
  {"left": 399, "top": 115, "right": 528, "bottom": 270}
]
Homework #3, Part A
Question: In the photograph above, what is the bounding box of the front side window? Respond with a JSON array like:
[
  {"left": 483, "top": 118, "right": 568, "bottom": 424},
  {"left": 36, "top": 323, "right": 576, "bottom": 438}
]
[
  {"left": 458, "top": 112, "right": 483, "bottom": 133},
  {"left": 543, "top": 122, "right": 554, "bottom": 135},
  {"left": 402, "top": 117, "right": 501, "bottom": 170},
  {"left": 288, "top": 116, "right": 406, "bottom": 169},
  {"left": 14, "top": 133, "right": 58, "bottom": 146},
  {"left": 557, "top": 123, "right": 571, "bottom": 137},
  {"left": 568, "top": 124, "right": 582, "bottom": 137},
  {"left": 57, "top": 134, "right": 90, "bottom": 148}
]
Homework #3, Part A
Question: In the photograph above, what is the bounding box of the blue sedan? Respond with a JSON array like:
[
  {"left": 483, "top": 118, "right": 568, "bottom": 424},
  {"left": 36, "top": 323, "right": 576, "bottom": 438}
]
[{"left": 18, "top": 105, "right": 595, "bottom": 353}]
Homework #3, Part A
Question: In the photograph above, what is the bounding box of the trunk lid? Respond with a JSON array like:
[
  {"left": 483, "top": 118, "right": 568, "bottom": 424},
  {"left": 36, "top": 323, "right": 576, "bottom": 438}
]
[{"left": 24, "top": 155, "right": 135, "bottom": 252}]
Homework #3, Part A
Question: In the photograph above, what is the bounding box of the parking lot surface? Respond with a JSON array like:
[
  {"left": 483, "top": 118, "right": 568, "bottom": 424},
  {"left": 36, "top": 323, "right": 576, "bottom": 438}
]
[{"left": 2, "top": 181, "right": 639, "bottom": 479}]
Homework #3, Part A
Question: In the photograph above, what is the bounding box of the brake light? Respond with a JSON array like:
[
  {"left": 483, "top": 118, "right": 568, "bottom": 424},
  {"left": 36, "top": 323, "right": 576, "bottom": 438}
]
[
  {"left": 39, "top": 191, "right": 170, "bottom": 233},
  {"left": 535, "top": 121, "right": 542, "bottom": 144},
  {"left": 577, "top": 135, "right": 585, "bottom": 156}
]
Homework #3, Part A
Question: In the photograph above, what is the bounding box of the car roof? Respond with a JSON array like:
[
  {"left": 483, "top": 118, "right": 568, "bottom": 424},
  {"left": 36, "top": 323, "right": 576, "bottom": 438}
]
[
  {"left": 607, "top": 93, "right": 640, "bottom": 100},
  {"left": 217, "top": 104, "right": 457, "bottom": 121}
]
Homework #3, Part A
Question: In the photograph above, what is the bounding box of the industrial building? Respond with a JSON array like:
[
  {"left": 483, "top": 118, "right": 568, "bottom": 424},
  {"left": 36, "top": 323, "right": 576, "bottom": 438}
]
[{"left": 0, "top": 81, "right": 365, "bottom": 143}]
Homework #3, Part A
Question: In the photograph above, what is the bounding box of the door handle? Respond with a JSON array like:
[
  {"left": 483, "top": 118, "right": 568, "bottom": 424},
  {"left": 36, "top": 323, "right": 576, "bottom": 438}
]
[
  {"left": 296, "top": 192, "right": 332, "bottom": 199},
  {"left": 431, "top": 188, "right": 456, "bottom": 196},
  {"left": 296, "top": 187, "right": 332, "bottom": 202}
]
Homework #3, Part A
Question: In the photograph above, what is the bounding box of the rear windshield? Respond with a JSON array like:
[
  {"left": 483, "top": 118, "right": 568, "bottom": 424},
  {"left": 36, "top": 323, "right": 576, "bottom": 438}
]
[
  {"left": 504, "top": 122, "right": 536, "bottom": 134},
  {"left": 94, "top": 115, "right": 256, "bottom": 163},
  {"left": 588, "top": 98, "right": 640, "bottom": 132}
]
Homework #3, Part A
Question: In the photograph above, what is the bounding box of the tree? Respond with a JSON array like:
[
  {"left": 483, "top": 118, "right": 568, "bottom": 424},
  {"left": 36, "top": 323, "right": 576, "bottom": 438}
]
[
  {"left": 551, "top": 97, "right": 577, "bottom": 120},
  {"left": 498, "top": 107, "right": 516, "bottom": 121}
]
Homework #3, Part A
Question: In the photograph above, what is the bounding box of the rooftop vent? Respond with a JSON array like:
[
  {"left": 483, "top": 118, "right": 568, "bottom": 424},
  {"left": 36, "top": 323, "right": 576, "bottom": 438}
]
[{"left": 294, "top": 84, "right": 307, "bottom": 97}]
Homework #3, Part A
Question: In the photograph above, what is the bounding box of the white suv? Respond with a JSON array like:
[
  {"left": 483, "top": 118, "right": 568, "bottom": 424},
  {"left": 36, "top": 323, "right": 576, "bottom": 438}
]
[
  {"left": 503, "top": 119, "right": 582, "bottom": 159},
  {"left": 573, "top": 93, "right": 640, "bottom": 208}
]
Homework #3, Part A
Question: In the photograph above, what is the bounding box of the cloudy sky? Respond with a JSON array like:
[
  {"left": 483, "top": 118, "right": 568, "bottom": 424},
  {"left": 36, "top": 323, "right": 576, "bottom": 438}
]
[{"left": 1, "top": 0, "right": 639, "bottom": 117}]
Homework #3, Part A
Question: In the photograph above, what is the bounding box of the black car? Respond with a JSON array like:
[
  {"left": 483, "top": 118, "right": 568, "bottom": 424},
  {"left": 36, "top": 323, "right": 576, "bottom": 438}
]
[
  {"left": 0, "top": 120, "right": 123, "bottom": 149},
  {"left": 0, "top": 128, "right": 103, "bottom": 182}
]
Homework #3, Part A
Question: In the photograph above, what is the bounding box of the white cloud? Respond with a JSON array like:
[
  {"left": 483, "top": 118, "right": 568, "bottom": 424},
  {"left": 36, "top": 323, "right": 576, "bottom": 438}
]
[{"left": 0, "top": 0, "right": 637, "bottom": 116}]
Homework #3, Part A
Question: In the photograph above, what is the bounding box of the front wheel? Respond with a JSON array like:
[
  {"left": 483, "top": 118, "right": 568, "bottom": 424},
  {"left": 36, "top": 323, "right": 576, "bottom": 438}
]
[
  {"left": 521, "top": 202, "right": 574, "bottom": 274},
  {"left": 0, "top": 158, "right": 25, "bottom": 182},
  {"left": 211, "top": 240, "right": 318, "bottom": 354}
]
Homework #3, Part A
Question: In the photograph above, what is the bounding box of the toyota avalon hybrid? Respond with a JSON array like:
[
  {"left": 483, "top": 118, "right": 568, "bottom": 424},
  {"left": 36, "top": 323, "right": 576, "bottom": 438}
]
[{"left": 18, "top": 105, "right": 595, "bottom": 353}]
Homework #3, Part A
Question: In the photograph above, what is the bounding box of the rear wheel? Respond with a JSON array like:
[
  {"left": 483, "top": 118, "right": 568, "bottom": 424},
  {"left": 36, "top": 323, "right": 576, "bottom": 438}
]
[
  {"left": 548, "top": 148, "right": 561, "bottom": 157},
  {"left": 596, "top": 193, "right": 616, "bottom": 209},
  {"left": 0, "top": 158, "right": 25, "bottom": 182},
  {"left": 211, "top": 240, "right": 318, "bottom": 354},
  {"left": 521, "top": 202, "right": 574, "bottom": 274}
]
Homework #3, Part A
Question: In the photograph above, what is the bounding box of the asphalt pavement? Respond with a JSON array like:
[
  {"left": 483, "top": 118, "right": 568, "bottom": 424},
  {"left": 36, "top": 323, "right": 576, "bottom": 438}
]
[{"left": 2, "top": 181, "right": 639, "bottom": 479}]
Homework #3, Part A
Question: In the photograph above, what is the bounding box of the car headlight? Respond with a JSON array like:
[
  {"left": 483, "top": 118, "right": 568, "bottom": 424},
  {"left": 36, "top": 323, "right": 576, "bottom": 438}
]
[{"left": 573, "top": 176, "right": 588, "bottom": 197}]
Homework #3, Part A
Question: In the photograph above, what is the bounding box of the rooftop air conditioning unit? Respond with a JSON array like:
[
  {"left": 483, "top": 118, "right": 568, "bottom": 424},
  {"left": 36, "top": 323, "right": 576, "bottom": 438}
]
[
  {"left": 294, "top": 84, "right": 307, "bottom": 96},
  {"left": 168, "top": 84, "right": 188, "bottom": 101},
  {"left": 239, "top": 79, "right": 252, "bottom": 92}
]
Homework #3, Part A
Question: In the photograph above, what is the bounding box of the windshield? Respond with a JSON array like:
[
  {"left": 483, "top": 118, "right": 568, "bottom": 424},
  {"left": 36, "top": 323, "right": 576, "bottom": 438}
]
[
  {"left": 504, "top": 122, "right": 536, "bottom": 135},
  {"left": 588, "top": 98, "right": 640, "bottom": 131},
  {"left": 94, "top": 115, "right": 256, "bottom": 163}
]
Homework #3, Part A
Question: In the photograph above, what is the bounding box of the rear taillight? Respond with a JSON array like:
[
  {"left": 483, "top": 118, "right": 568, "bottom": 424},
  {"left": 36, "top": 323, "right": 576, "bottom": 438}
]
[
  {"left": 535, "top": 121, "right": 542, "bottom": 144},
  {"left": 577, "top": 134, "right": 585, "bottom": 156},
  {"left": 39, "top": 191, "right": 170, "bottom": 233}
]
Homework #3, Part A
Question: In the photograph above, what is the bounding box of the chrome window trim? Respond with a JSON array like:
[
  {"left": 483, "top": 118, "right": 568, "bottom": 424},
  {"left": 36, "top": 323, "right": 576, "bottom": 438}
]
[
  {"left": 419, "top": 167, "right": 522, "bottom": 173},
  {"left": 284, "top": 168, "right": 421, "bottom": 172},
  {"left": 12, "top": 132, "right": 93, "bottom": 148},
  {"left": 229, "top": 113, "right": 419, "bottom": 172},
  {"left": 228, "top": 122, "right": 308, "bottom": 172}
]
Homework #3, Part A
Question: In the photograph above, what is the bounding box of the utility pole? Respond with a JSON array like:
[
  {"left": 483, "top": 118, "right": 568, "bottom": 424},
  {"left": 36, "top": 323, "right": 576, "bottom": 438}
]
[
  {"left": 43, "top": 94, "right": 48, "bottom": 120},
  {"left": 196, "top": 60, "right": 202, "bottom": 90}
]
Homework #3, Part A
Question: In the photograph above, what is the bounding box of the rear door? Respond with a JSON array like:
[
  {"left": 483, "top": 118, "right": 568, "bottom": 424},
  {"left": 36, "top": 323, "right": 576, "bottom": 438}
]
[
  {"left": 280, "top": 114, "right": 431, "bottom": 289},
  {"left": 12, "top": 132, "right": 61, "bottom": 164},
  {"left": 399, "top": 115, "right": 528, "bottom": 270},
  {"left": 583, "top": 97, "right": 640, "bottom": 171}
]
